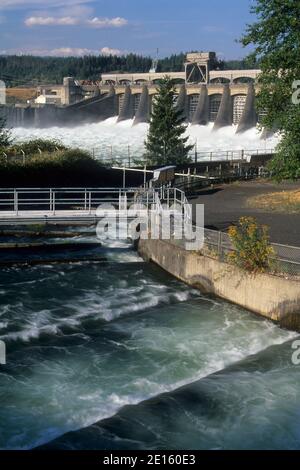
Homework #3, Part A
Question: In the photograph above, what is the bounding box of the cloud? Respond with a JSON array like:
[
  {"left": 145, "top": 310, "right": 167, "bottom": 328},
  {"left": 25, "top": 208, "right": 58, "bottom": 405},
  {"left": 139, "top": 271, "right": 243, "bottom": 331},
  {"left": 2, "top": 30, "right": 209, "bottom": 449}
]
[
  {"left": 24, "top": 14, "right": 129, "bottom": 29},
  {"left": 100, "top": 47, "right": 123, "bottom": 56},
  {"left": 87, "top": 17, "right": 128, "bottom": 28},
  {"left": 25, "top": 16, "right": 79, "bottom": 26},
  {"left": 1, "top": 46, "right": 126, "bottom": 57},
  {"left": 49, "top": 47, "right": 97, "bottom": 56}
]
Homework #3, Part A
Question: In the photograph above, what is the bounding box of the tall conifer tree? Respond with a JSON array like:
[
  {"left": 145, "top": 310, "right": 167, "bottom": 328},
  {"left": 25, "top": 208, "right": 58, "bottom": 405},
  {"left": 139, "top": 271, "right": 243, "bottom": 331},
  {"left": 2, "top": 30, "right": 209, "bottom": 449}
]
[{"left": 145, "top": 77, "right": 193, "bottom": 165}]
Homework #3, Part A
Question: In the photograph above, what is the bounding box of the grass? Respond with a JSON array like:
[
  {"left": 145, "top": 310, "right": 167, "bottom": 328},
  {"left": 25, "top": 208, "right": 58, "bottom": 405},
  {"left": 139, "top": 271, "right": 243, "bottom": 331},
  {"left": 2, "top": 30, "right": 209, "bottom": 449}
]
[
  {"left": 247, "top": 189, "right": 300, "bottom": 213},
  {"left": 5, "top": 87, "right": 37, "bottom": 104}
]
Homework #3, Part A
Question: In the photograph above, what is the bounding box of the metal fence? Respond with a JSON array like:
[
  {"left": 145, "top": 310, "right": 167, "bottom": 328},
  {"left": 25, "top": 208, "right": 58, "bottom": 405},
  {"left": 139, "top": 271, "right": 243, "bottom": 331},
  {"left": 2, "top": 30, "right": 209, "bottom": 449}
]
[
  {"left": 151, "top": 187, "right": 300, "bottom": 278},
  {"left": 91, "top": 147, "right": 275, "bottom": 167},
  {"left": 1, "top": 146, "right": 275, "bottom": 168},
  {"left": 168, "top": 226, "right": 300, "bottom": 278}
]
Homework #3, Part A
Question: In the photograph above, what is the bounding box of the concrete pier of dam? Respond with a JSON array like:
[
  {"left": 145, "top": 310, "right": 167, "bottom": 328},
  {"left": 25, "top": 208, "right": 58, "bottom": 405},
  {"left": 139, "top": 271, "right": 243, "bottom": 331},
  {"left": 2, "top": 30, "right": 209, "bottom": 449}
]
[
  {"left": 237, "top": 84, "right": 258, "bottom": 134},
  {"left": 213, "top": 84, "right": 233, "bottom": 130},
  {"left": 192, "top": 85, "right": 209, "bottom": 125}
]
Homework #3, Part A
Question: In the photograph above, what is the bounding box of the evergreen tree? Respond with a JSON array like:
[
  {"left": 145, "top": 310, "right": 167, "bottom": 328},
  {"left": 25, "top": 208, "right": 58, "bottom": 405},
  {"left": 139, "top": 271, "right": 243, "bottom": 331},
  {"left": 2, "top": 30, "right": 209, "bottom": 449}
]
[
  {"left": 0, "top": 115, "right": 11, "bottom": 148},
  {"left": 241, "top": 0, "right": 300, "bottom": 180},
  {"left": 145, "top": 77, "right": 193, "bottom": 166}
]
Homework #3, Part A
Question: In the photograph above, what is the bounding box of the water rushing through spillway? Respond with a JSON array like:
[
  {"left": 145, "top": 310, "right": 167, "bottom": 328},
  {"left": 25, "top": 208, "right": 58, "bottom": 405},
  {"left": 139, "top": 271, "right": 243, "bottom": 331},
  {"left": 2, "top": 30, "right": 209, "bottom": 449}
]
[
  {"left": 11, "top": 120, "right": 280, "bottom": 161},
  {"left": 0, "top": 232, "right": 299, "bottom": 450}
]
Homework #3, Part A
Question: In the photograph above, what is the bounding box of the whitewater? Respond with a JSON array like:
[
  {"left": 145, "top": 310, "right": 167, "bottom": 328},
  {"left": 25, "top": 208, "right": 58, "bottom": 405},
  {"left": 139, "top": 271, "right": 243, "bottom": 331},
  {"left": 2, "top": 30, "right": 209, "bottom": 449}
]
[{"left": 11, "top": 119, "right": 280, "bottom": 161}]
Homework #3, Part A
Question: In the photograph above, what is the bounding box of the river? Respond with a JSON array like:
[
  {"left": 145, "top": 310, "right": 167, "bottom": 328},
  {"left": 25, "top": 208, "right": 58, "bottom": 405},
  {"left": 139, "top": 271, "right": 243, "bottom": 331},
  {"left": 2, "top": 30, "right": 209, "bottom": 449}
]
[{"left": 0, "top": 229, "right": 299, "bottom": 450}]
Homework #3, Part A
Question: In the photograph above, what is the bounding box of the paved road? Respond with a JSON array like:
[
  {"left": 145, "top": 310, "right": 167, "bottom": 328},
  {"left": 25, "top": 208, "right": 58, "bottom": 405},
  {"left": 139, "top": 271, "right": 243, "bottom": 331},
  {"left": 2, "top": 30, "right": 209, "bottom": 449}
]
[{"left": 190, "top": 180, "right": 300, "bottom": 247}]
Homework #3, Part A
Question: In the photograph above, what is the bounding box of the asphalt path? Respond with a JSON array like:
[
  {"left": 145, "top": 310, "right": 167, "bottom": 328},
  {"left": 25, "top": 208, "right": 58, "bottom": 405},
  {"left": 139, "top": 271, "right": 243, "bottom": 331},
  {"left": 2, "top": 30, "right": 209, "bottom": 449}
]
[{"left": 190, "top": 180, "right": 300, "bottom": 247}]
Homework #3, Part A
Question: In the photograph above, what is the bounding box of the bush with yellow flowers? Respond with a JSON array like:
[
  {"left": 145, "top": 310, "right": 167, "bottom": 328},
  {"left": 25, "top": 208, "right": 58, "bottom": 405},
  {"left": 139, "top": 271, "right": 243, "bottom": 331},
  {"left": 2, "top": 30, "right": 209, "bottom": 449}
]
[{"left": 228, "top": 217, "right": 275, "bottom": 273}]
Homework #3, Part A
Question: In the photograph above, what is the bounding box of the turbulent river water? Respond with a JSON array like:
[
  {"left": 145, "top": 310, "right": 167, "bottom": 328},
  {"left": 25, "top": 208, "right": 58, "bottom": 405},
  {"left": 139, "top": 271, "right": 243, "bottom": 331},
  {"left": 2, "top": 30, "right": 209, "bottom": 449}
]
[
  {"left": 0, "top": 230, "right": 299, "bottom": 450},
  {"left": 1, "top": 122, "right": 299, "bottom": 450}
]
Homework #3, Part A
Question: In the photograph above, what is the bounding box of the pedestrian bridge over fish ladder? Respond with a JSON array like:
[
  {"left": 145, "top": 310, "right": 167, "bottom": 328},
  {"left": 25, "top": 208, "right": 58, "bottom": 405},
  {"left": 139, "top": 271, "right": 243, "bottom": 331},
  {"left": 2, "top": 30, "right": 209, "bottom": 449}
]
[{"left": 0, "top": 187, "right": 191, "bottom": 226}]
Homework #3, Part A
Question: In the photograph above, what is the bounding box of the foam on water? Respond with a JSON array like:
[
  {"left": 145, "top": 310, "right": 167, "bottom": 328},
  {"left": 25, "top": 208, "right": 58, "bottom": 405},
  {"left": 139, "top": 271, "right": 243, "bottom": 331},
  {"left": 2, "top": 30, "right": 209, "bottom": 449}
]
[
  {"left": 48, "top": 337, "right": 300, "bottom": 450},
  {"left": 11, "top": 120, "right": 280, "bottom": 160},
  {"left": 0, "top": 258, "right": 296, "bottom": 449}
]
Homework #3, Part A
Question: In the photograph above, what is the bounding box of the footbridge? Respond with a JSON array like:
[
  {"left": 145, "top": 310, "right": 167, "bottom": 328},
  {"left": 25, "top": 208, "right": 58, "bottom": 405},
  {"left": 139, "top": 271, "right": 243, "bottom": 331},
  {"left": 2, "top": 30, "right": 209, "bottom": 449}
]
[
  {"left": 0, "top": 188, "right": 141, "bottom": 225},
  {"left": 0, "top": 186, "right": 189, "bottom": 225}
]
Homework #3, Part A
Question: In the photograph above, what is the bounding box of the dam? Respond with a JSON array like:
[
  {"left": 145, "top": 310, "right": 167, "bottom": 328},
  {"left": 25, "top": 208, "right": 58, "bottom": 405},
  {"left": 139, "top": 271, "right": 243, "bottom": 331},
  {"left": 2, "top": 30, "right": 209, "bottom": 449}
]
[{"left": 1, "top": 52, "right": 263, "bottom": 132}]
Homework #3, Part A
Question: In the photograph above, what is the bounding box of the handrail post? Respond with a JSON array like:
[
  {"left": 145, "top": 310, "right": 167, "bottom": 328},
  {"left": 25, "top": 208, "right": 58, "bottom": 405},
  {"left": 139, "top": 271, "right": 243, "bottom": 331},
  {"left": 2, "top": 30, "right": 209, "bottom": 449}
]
[
  {"left": 218, "top": 231, "right": 222, "bottom": 260},
  {"left": 89, "top": 191, "right": 92, "bottom": 214},
  {"left": 127, "top": 145, "right": 131, "bottom": 167},
  {"left": 53, "top": 191, "right": 56, "bottom": 215},
  {"left": 14, "top": 189, "right": 18, "bottom": 215},
  {"left": 84, "top": 189, "right": 87, "bottom": 211},
  {"left": 49, "top": 188, "right": 52, "bottom": 212}
]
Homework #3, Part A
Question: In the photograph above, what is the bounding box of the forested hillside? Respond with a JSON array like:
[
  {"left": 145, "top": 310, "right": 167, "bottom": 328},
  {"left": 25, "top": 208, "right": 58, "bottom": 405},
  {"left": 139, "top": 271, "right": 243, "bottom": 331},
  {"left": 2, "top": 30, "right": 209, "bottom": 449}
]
[
  {"left": 0, "top": 54, "right": 153, "bottom": 86},
  {"left": 0, "top": 53, "right": 260, "bottom": 86}
]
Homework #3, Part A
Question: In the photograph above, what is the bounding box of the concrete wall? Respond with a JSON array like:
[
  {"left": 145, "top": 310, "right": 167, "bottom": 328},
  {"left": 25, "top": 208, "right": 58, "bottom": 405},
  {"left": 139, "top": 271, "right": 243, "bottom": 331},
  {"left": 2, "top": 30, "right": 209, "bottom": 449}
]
[{"left": 138, "top": 238, "right": 300, "bottom": 332}]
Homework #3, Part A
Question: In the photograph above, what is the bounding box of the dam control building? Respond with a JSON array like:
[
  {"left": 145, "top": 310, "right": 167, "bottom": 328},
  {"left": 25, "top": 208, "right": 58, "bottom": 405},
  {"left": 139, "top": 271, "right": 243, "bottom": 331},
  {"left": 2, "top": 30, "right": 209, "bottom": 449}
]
[{"left": 2, "top": 52, "right": 262, "bottom": 132}]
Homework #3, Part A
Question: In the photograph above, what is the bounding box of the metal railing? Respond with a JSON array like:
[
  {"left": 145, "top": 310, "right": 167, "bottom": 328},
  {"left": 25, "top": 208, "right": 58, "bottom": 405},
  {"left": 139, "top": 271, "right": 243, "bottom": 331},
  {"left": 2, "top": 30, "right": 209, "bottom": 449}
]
[
  {"left": 2, "top": 146, "right": 275, "bottom": 168},
  {"left": 0, "top": 187, "right": 140, "bottom": 215},
  {"left": 91, "top": 147, "right": 275, "bottom": 167}
]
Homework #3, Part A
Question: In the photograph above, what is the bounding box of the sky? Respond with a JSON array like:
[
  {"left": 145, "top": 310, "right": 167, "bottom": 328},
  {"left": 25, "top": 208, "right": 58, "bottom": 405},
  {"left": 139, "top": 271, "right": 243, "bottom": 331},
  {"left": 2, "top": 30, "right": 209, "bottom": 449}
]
[{"left": 0, "top": 0, "right": 256, "bottom": 59}]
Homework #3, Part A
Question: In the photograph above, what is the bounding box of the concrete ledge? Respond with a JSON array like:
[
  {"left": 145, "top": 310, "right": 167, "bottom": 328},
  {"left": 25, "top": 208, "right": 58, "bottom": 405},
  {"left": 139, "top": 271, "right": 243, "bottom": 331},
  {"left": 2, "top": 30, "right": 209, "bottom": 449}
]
[{"left": 138, "top": 238, "right": 300, "bottom": 332}]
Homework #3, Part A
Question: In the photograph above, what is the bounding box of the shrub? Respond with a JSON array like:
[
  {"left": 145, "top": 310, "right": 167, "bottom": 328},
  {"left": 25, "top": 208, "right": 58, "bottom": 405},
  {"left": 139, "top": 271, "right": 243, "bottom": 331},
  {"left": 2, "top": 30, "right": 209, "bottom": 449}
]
[
  {"left": 228, "top": 216, "right": 275, "bottom": 273},
  {"left": 8, "top": 138, "right": 66, "bottom": 156}
]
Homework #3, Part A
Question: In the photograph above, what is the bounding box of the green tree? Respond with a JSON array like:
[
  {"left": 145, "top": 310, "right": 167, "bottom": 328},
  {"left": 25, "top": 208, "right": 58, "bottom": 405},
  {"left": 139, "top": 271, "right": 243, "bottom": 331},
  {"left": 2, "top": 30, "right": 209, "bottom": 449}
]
[
  {"left": 241, "top": 0, "right": 300, "bottom": 180},
  {"left": 145, "top": 77, "right": 193, "bottom": 165},
  {"left": 0, "top": 116, "right": 11, "bottom": 148}
]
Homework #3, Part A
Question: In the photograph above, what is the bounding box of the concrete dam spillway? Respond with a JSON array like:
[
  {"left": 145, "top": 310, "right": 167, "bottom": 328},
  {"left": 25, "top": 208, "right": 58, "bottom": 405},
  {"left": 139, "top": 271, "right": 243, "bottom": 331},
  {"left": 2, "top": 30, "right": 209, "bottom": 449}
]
[{"left": 2, "top": 82, "right": 261, "bottom": 133}]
